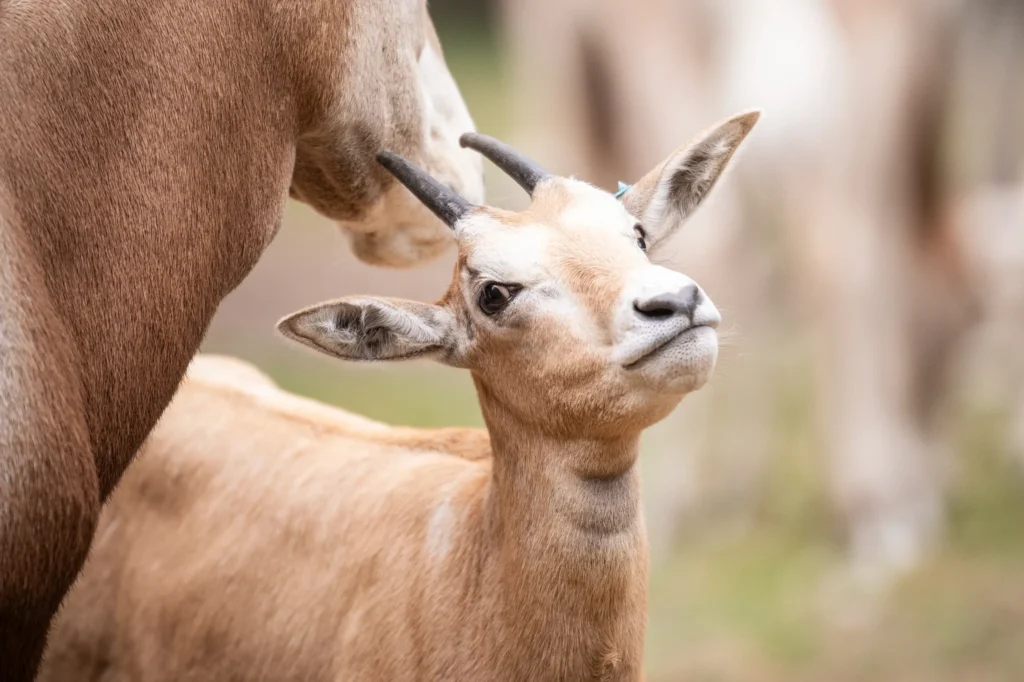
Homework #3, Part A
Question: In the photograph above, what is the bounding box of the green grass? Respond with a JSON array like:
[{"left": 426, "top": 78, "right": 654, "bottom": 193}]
[
  {"left": 642, "top": 404, "right": 1024, "bottom": 682},
  {"left": 263, "top": 359, "right": 484, "bottom": 428}
]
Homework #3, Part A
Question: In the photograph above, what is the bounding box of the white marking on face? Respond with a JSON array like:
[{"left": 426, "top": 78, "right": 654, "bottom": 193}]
[
  {"left": 458, "top": 213, "right": 603, "bottom": 344},
  {"left": 613, "top": 266, "right": 721, "bottom": 393},
  {"left": 557, "top": 180, "right": 638, "bottom": 241},
  {"left": 460, "top": 216, "right": 551, "bottom": 285}
]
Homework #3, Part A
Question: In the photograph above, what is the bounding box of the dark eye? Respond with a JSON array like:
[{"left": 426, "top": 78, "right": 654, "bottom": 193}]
[
  {"left": 478, "top": 282, "right": 518, "bottom": 316},
  {"left": 635, "top": 225, "right": 648, "bottom": 252}
]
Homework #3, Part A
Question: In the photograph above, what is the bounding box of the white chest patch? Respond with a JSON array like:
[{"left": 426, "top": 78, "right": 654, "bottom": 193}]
[{"left": 424, "top": 481, "right": 460, "bottom": 561}]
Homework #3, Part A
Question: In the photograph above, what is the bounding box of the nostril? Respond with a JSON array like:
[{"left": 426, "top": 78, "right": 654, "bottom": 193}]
[
  {"left": 634, "top": 283, "right": 701, "bottom": 321},
  {"left": 633, "top": 300, "right": 675, "bottom": 319}
]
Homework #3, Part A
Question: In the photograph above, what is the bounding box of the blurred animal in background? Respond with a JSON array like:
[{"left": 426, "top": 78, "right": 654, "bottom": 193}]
[
  {"left": 40, "top": 117, "right": 757, "bottom": 682},
  {"left": 0, "top": 0, "right": 482, "bottom": 677},
  {"left": 499, "top": 0, "right": 1024, "bottom": 589},
  {"left": 948, "top": 0, "right": 1024, "bottom": 473}
]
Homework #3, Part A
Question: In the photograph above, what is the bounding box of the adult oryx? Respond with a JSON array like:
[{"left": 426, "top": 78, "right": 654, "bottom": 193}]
[{"left": 0, "top": 0, "right": 482, "bottom": 677}]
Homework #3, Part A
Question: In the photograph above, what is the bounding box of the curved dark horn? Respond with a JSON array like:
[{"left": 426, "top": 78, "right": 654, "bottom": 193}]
[
  {"left": 376, "top": 152, "right": 474, "bottom": 229},
  {"left": 459, "top": 132, "right": 552, "bottom": 196}
]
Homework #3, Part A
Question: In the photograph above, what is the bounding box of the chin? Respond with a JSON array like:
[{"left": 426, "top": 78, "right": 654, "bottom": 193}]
[
  {"left": 636, "top": 325, "right": 719, "bottom": 395},
  {"left": 346, "top": 224, "right": 453, "bottom": 268}
]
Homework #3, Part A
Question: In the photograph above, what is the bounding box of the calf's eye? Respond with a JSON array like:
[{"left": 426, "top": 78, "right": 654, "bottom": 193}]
[
  {"left": 635, "top": 225, "right": 648, "bottom": 252},
  {"left": 479, "top": 282, "right": 518, "bottom": 315}
]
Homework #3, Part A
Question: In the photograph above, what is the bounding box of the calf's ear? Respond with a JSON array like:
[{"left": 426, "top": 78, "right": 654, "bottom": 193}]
[
  {"left": 277, "top": 297, "right": 465, "bottom": 366},
  {"left": 620, "top": 110, "right": 760, "bottom": 249}
]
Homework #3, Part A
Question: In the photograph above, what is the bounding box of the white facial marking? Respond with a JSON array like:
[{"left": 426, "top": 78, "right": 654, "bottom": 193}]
[
  {"left": 612, "top": 264, "right": 721, "bottom": 393},
  {"left": 459, "top": 215, "right": 551, "bottom": 285},
  {"left": 612, "top": 268, "right": 710, "bottom": 363},
  {"left": 558, "top": 179, "right": 637, "bottom": 238}
]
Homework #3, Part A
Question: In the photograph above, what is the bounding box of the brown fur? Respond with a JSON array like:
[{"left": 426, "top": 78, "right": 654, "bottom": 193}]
[{"left": 0, "top": 0, "right": 478, "bottom": 677}]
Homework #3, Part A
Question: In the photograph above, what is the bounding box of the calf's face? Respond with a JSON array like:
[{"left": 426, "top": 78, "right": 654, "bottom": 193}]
[{"left": 280, "top": 112, "right": 760, "bottom": 437}]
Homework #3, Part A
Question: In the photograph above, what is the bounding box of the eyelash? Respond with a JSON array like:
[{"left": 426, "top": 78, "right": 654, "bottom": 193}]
[
  {"left": 635, "top": 225, "right": 647, "bottom": 252},
  {"left": 478, "top": 282, "right": 520, "bottom": 315}
]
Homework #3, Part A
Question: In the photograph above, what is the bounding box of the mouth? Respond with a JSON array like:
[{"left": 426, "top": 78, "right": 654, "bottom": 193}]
[{"left": 623, "top": 324, "right": 713, "bottom": 369}]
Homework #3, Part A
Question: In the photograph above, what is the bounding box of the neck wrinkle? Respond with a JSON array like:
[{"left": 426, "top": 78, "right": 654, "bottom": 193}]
[
  {"left": 473, "top": 397, "right": 649, "bottom": 679},
  {"left": 477, "top": 393, "right": 645, "bottom": 546}
]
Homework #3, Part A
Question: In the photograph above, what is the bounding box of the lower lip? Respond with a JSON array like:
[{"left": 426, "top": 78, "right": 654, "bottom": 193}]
[{"left": 625, "top": 325, "right": 709, "bottom": 368}]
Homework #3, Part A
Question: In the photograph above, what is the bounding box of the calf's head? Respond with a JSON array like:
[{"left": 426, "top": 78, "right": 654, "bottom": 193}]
[{"left": 280, "top": 112, "right": 759, "bottom": 438}]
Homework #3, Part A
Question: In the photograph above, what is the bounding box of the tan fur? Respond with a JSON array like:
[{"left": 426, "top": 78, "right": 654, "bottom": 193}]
[
  {"left": 189, "top": 355, "right": 493, "bottom": 460},
  {"left": 41, "top": 118, "right": 756, "bottom": 681},
  {"left": 0, "top": 0, "right": 480, "bottom": 676},
  {"left": 42, "top": 357, "right": 645, "bottom": 681}
]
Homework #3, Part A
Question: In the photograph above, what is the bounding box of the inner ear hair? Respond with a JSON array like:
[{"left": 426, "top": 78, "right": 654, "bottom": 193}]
[
  {"left": 666, "top": 141, "right": 721, "bottom": 217},
  {"left": 643, "top": 110, "right": 760, "bottom": 237},
  {"left": 277, "top": 298, "right": 458, "bottom": 363},
  {"left": 672, "top": 112, "right": 759, "bottom": 206},
  {"left": 349, "top": 300, "right": 449, "bottom": 361}
]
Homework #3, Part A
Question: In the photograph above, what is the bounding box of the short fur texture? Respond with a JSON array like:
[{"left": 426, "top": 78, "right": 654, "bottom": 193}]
[
  {"left": 41, "top": 114, "right": 757, "bottom": 682},
  {"left": 0, "top": 0, "right": 480, "bottom": 677}
]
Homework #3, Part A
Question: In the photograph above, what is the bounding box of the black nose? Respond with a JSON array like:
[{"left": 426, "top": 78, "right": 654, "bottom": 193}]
[{"left": 634, "top": 284, "right": 701, "bottom": 321}]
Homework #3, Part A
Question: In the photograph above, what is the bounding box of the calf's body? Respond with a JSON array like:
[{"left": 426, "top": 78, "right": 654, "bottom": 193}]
[{"left": 42, "top": 356, "right": 645, "bottom": 681}]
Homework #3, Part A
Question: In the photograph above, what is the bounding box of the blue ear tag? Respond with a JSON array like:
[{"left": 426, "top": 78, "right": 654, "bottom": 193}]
[{"left": 613, "top": 181, "right": 632, "bottom": 199}]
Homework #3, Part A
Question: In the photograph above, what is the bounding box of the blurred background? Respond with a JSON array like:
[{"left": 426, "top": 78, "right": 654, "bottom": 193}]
[{"left": 202, "top": 0, "right": 1024, "bottom": 679}]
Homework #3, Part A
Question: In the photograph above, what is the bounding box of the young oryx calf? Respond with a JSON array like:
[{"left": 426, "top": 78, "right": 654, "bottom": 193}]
[{"left": 41, "top": 112, "right": 758, "bottom": 682}]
